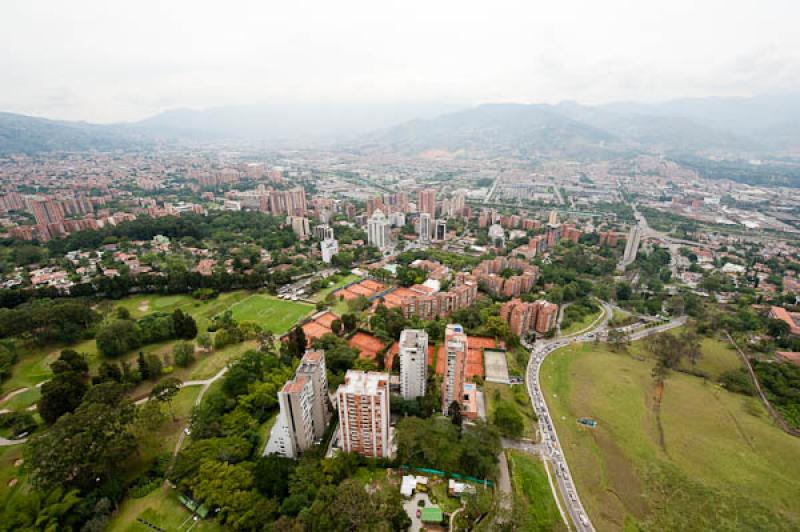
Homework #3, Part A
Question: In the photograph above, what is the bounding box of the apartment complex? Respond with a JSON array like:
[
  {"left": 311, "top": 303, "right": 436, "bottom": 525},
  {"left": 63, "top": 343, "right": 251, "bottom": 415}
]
[
  {"left": 264, "top": 350, "right": 331, "bottom": 458},
  {"left": 337, "top": 370, "right": 391, "bottom": 458},
  {"left": 442, "top": 324, "right": 468, "bottom": 415},
  {"left": 399, "top": 329, "right": 428, "bottom": 400},
  {"left": 500, "top": 299, "right": 559, "bottom": 337}
]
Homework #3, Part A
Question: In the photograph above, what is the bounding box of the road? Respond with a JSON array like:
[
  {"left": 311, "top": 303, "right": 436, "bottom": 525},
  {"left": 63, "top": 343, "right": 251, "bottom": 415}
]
[{"left": 523, "top": 303, "right": 685, "bottom": 531}]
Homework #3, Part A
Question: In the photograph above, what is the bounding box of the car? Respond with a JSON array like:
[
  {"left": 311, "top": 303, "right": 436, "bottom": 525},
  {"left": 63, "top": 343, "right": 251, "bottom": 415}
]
[{"left": 416, "top": 509, "right": 421, "bottom": 518}]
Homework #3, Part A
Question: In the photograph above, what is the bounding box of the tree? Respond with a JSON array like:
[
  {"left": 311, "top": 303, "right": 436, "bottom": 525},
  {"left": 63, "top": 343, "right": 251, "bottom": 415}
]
[
  {"left": 145, "top": 354, "right": 162, "bottom": 380},
  {"left": 449, "top": 400, "right": 464, "bottom": 428},
  {"left": 26, "top": 383, "right": 137, "bottom": 492},
  {"left": 342, "top": 313, "right": 358, "bottom": 333},
  {"left": 492, "top": 401, "right": 524, "bottom": 438},
  {"left": 96, "top": 319, "right": 140, "bottom": 357},
  {"left": 286, "top": 325, "right": 307, "bottom": 359},
  {"left": 173, "top": 341, "right": 195, "bottom": 367},
  {"left": 196, "top": 332, "right": 212, "bottom": 352},
  {"left": 172, "top": 309, "right": 198, "bottom": 339},
  {"left": 38, "top": 350, "right": 89, "bottom": 424},
  {"left": 137, "top": 351, "right": 149, "bottom": 380},
  {"left": 607, "top": 328, "right": 630, "bottom": 353},
  {"left": 150, "top": 377, "right": 182, "bottom": 420},
  {"left": 330, "top": 319, "right": 343, "bottom": 336}
]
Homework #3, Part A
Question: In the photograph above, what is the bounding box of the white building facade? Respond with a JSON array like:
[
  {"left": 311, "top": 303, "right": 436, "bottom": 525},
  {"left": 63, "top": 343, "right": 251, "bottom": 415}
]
[{"left": 399, "top": 329, "right": 428, "bottom": 400}]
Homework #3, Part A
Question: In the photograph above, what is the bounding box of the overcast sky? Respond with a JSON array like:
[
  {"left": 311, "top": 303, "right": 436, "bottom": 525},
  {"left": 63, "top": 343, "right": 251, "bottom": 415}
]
[{"left": 1, "top": 0, "right": 799, "bottom": 123}]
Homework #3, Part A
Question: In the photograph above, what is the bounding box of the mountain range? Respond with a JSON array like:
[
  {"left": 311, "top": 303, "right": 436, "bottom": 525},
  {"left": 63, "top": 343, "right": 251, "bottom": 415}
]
[{"left": 1, "top": 94, "right": 800, "bottom": 158}]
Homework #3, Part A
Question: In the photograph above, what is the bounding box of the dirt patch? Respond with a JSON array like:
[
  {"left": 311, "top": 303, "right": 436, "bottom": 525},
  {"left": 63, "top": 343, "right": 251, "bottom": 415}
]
[
  {"left": 138, "top": 301, "right": 150, "bottom": 313},
  {"left": 7, "top": 478, "right": 17, "bottom": 487},
  {"left": 13, "top": 458, "right": 23, "bottom": 467},
  {"left": 653, "top": 381, "right": 670, "bottom": 457}
]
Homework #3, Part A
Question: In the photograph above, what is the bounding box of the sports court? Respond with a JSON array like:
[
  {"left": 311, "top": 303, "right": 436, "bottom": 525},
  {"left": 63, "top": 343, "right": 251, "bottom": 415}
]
[{"left": 484, "top": 349, "right": 510, "bottom": 383}]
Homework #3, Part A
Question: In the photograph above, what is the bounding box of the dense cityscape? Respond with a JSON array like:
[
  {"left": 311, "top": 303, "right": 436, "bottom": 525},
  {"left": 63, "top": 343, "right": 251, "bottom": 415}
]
[{"left": 2, "top": 2, "right": 800, "bottom": 531}]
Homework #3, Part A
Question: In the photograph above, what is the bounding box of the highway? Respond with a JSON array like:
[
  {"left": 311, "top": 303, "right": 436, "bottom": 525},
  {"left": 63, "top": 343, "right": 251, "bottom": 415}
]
[{"left": 523, "top": 303, "right": 685, "bottom": 531}]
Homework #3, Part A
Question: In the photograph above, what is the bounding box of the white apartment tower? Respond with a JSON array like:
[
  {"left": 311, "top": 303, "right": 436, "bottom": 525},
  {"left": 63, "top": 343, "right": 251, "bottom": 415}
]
[
  {"left": 367, "top": 209, "right": 391, "bottom": 250},
  {"left": 264, "top": 350, "right": 330, "bottom": 458},
  {"left": 399, "top": 329, "right": 428, "bottom": 400},
  {"left": 336, "top": 370, "right": 391, "bottom": 458},
  {"left": 320, "top": 238, "right": 338, "bottom": 264}
]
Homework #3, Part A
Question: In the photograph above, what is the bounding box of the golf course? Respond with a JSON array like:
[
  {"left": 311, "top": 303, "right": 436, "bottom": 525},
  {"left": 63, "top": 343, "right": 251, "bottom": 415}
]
[{"left": 540, "top": 334, "right": 800, "bottom": 531}]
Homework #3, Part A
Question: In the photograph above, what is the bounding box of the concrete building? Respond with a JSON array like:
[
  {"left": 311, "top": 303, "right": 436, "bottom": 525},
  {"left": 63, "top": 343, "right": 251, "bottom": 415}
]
[
  {"left": 434, "top": 219, "right": 447, "bottom": 241},
  {"left": 367, "top": 209, "right": 391, "bottom": 250},
  {"left": 488, "top": 224, "right": 505, "bottom": 247},
  {"left": 287, "top": 216, "right": 311, "bottom": 239},
  {"left": 314, "top": 224, "right": 334, "bottom": 240},
  {"left": 264, "top": 350, "right": 330, "bottom": 458},
  {"left": 399, "top": 329, "right": 428, "bottom": 400},
  {"left": 336, "top": 370, "right": 391, "bottom": 458},
  {"left": 418, "top": 213, "right": 432, "bottom": 243},
  {"left": 320, "top": 238, "right": 339, "bottom": 264},
  {"left": 442, "top": 324, "right": 467, "bottom": 415},
  {"left": 389, "top": 211, "right": 406, "bottom": 228}
]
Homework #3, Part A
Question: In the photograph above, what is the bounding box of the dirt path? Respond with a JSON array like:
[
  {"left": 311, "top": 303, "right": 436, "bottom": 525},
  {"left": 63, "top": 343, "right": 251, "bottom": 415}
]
[{"left": 652, "top": 381, "right": 670, "bottom": 457}]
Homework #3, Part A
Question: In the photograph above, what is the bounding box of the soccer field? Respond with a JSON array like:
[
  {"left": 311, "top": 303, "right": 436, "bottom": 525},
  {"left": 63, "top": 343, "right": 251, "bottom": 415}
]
[{"left": 227, "top": 294, "right": 313, "bottom": 334}]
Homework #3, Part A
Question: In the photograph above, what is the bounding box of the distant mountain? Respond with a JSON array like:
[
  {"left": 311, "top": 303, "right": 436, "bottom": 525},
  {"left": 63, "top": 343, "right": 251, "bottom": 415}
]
[
  {"left": 601, "top": 93, "right": 800, "bottom": 149},
  {"left": 131, "top": 102, "right": 465, "bottom": 142},
  {"left": 0, "top": 112, "right": 147, "bottom": 155},
  {"left": 357, "top": 103, "right": 622, "bottom": 159},
  {"left": 356, "top": 101, "right": 759, "bottom": 159},
  {"left": 2, "top": 93, "right": 800, "bottom": 157}
]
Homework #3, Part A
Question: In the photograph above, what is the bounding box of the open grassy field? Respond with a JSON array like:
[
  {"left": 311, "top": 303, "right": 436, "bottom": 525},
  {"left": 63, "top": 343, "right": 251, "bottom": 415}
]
[
  {"left": 559, "top": 308, "right": 603, "bottom": 337},
  {"left": 228, "top": 294, "right": 313, "bottom": 334},
  {"left": 507, "top": 450, "right": 566, "bottom": 532},
  {"left": 540, "top": 337, "right": 800, "bottom": 531},
  {"left": 108, "top": 488, "right": 222, "bottom": 532},
  {"left": 484, "top": 381, "right": 538, "bottom": 440}
]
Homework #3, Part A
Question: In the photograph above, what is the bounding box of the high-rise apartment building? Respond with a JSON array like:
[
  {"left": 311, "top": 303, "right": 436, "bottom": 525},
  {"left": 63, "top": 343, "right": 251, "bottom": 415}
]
[
  {"left": 265, "top": 350, "right": 331, "bottom": 458},
  {"left": 287, "top": 216, "right": 311, "bottom": 239},
  {"left": 442, "top": 324, "right": 467, "bottom": 415},
  {"left": 367, "top": 209, "right": 391, "bottom": 249},
  {"left": 434, "top": 219, "right": 447, "bottom": 241},
  {"left": 399, "top": 329, "right": 428, "bottom": 400},
  {"left": 418, "top": 189, "right": 437, "bottom": 217},
  {"left": 418, "top": 213, "right": 432, "bottom": 242},
  {"left": 337, "top": 370, "right": 391, "bottom": 458}
]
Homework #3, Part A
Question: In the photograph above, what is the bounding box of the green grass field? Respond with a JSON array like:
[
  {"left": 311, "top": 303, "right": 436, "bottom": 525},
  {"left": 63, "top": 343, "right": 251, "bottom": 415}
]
[
  {"left": 227, "top": 294, "right": 313, "bottom": 334},
  {"left": 108, "top": 489, "right": 222, "bottom": 532},
  {"left": 0, "top": 444, "right": 26, "bottom": 512},
  {"left": 540, "top": 337, "right": 800, "bottom": 530},
  {"left": 507, "top": 450, "right": 566, "bottom": 531},
  {"left": 560, "top": 308, "right": 603, "bottom": 337}
]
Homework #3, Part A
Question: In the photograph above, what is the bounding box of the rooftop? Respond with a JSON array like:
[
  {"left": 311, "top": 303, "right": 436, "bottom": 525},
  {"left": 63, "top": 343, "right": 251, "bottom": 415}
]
[{"left": 340, "top": 370, "right": 388, "bottom": 395}]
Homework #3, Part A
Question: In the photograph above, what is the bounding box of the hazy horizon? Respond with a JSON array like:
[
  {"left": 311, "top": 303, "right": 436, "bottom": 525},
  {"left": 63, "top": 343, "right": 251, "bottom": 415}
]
[{"left": 2, "top": 0, "right": 800, "bottom": 123}]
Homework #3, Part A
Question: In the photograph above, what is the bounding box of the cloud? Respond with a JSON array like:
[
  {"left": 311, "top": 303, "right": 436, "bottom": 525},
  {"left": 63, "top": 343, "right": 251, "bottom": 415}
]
[{"left": 0, "top": 0, "right": 798, "bottom": 121}]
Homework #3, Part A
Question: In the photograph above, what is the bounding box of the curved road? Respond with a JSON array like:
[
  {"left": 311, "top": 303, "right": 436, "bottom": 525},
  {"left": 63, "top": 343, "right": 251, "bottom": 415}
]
[{"left": 524, "top": 303, "right": 685, "bottom": 531}]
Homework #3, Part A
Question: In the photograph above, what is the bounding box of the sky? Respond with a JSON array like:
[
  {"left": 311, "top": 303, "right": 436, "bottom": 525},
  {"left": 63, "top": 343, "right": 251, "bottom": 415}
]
[{"left": 1, "top": 0, "right": 799, "bottom": 123}]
